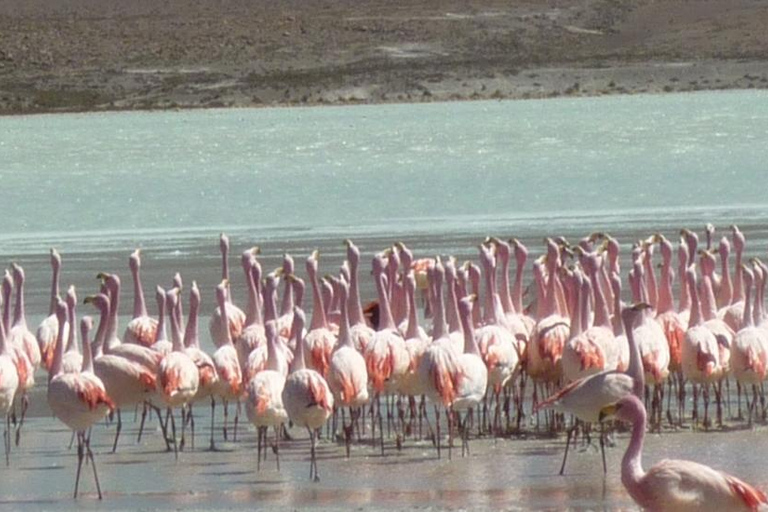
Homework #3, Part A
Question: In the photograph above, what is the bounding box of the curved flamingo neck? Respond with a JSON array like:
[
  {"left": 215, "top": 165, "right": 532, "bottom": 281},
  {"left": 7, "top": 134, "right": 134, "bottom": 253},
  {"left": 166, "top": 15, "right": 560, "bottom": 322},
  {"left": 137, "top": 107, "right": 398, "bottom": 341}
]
[
  {"left": 687, "top": 272, "right": 703, "bottom": 327},
  {"left": 431, "top": 270, "right": 448, "bottom": 340},
  {"left": 217, "top": 290, "right": 234, "bottom": 347},
  {"left": 734, "top": 248, "right": 744, "bottom": 303},
  {"left": 264, "top": 280, "right": 279, "bottom": 323},
  {"left": 642, "top": 250, "right": 658, "bottom": 311},
  {"left": 656, "top": 256, "right": 674, "bottom": 314},
  {"left": 482, "top": 257, "right": 499, "bottom": 325},
  {"left": 700, "top": 275, "right": 718, "bottom": 321},
  {"left": 66, "top": 299, "right": 77, "bottom": 353},
  {"left": 743, "top": 273, "right": 754, "bottom": 328},
  {"left": 568, "top": 277, "right": 582, "bottom": 338},
  {"left": 81, "top": 320, "right": 94, "bottom": 373},
  {"left": 611, "top": 277, "right": 624, "bottom": 336},
  {"left": 155, "top": 293, "right": 167, "bottom": 344},
  {"left": 50, "top": 308, "right": 68, "bottom": 378},
  {"left": 623, "top": 311, "right": 646, "bottom": 397},
  {"left": 184, "top": 295, "right": 199, "bottom": 348},
  {"left": 13, "top": 274, "right": 26, "bottom": 329},
  {"left": 49, "top": 262, "right": 60, "bottom": 316},
  {"left": 132, "top": 266, "right": 147, "bottom": 318},
  {"left": 289, "top": 312, "right": 306, "bottom": 372},
  {"left": 92, "top": 301, "right": 110, "bottom": 358},
  {"left": 374, "top": 269, "right": 396, "bottom": 332},
  {"left": 307, "top": 262, "right": 328, "bottom": 331},
  {"left": 444, "top": 268, "right": 461, "bottom": 333},
  {"left": 347, "top": 255, "right": 365, "bottom": 327},
  {"left": 588, "top": 267, "right": 611, "bottom": 329},
  {"left": 620, "top": 399, "right": 648, "bottom": 505},
  {"left": 719, "top": 247, "right": 733, "bottom": 306},
  {"left": 337, "top": 287, "right": 353, "bottom": 349},
  {"left": 404, "top": 278, "right": 420, "bottom": 339},
  {"left": 459, "top": 301, "right": 479, "bottom": 356},
  {"left": 0, "top": 311, "right": 7, "bottom": 356},
  {"left": 544, "top": 260, "right": 560, "bottom": 318},
  {"left": 678, "top": 256, "right": 691, "bottom": 313},
  {"left": 513, "top": 247, "right": 527, "bottom": 314},
  {"left": 497, "top": 246, "right": 514, "bottom": 314},
  {"left": 168, "top": 297, "right": 183, "bottom": 352},
  {"left": 106, "top": 282, "right": 120, "bottom": 346},
  {"left": 2, "top": 280, "right": 10, "bottom": 332}
]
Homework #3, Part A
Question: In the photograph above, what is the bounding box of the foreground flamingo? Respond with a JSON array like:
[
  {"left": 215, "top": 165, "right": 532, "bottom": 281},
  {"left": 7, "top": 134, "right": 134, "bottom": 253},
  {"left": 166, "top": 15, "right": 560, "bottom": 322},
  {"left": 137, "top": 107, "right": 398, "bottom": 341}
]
[
  {"left": 282, "top": 307, "right": 334, "bottom": 481},
  {"left": 212, "top": 280, "right": 243, "bottom": 445},
  {"left": 47, "top": 301, "right": 114, "bottom": 499},
  {"left": 9, "top": 263, "right": 41, "bottom": 370},
  {"left": 123, "top": 249, "right": 159, "bottom": 347},
  {"left": 600, "top": 395, "right": 767, "bottom": 512},
  {"left": 536, "top": 303, "right": 648, "bottom": 475}
]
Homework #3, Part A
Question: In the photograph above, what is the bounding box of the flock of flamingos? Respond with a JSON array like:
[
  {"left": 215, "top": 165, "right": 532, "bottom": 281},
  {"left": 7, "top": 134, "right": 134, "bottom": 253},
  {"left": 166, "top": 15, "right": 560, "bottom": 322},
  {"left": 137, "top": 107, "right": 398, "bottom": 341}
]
[{"left": 1, "top": 225, "right": 768, "bottom": 511}]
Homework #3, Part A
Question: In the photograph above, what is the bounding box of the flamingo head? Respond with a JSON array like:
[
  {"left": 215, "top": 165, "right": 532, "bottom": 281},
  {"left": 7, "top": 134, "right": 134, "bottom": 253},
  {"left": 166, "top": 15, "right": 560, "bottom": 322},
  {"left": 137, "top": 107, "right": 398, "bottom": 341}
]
[
  {"left": 730, "top": 225, "right": 745, "bottom": 253},
  {"left": 10, "top": 263, "right": 24, "bottom": 285},
  {"left": 215, "top": 280, "right": 228, "bottom": 308},
  {"left": 50, "top": 248, "right": 62, "bottom": 270},
  {"left": 189, "top": 281, "right": 200, "bottom": 311},
  {"left": 219, "top": 233, "right": 230, "bottom": 256},
  {"left": 395, "top": 241, "right": 412, "bottom": 270},
  {"left": 66, "top": 285, "right": 77, "bottom": 310},
  {"left": 345, "top": 239, "right": 360, "bottom": 267},
  {"left": 83, "top": 293, "right": 110, "bottom": 314},
  {"left": 129, "top": 249, "right": 141, "bottom": 272},
  {"left": 510, "top": 238, "right": 528, "bottom": 265}
]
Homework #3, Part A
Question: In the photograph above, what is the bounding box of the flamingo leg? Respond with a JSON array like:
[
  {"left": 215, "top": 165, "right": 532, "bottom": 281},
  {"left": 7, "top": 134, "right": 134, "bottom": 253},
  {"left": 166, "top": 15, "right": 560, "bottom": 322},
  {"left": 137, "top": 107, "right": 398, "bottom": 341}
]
[
  {"left": 233, "top": 400, "right": 240, "bottom": 442},
  {"left": 223, "top": 399, "right": 229, "bottom": 441},
  {"left": 179, "top": 406, "right": 187, "bottom": 451},
  {"left": 209, "top": 397, "right": 217, "bottom": 451},
  {"left": 137, "top": 403, "right": 148, "bottom": 443},
  {"left": 111, "top": 409, "right": 122, "bottom": 453},
  {"left": 4, "top": 413, "right": 10, "bottom": 466},
  {"left": 559, "top": 421, "right": 576, "bottom": 476},
  {"left": 256, "top": 426, "right": 262, "bottom": 471},
  {"left": 169, "top": 408, "right": 178, "bottom": 460},
  {"left": 15, "top": 393, "right": 28, "bottom": 447},
  {"left": 74, "top": 432, "right": 85, "bottom": 499},
  {"left": 85, "top": 431, "right": 103, "bottom": 500}
]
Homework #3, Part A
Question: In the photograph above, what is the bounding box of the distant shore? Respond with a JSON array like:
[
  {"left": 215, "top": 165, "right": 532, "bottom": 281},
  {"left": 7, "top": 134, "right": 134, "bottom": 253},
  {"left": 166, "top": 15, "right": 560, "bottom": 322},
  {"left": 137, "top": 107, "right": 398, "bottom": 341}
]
[{"left": 1, "top": 0, "right": 767, "bottom": 115}]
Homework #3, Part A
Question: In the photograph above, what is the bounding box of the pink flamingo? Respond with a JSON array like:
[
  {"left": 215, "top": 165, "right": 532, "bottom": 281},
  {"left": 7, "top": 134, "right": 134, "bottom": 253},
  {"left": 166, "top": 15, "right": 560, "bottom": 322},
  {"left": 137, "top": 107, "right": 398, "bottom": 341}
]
[
  {"left": 3, "top": 270, "right": 33, "bottom": 446},
  {"left": 563, "top": 270, "right": 608, "bottom": 382},
  {"left": 36, "top": 248, "right": 65, "bottom": 371},
  {"left": 681, "top": 267, "right": 725, "bottom": 428},
  {"left": 364, "top": 253, "right": 409, "bottom": 452},
  {"left": 47, "top": 300, "right": 114, "bottom": 499},
  {"left": 730, "top": 265, "right": 768, "bottom": 423},
  {"left": 235, "top": 249, "right": 266, "bottom": 368},
  {"left": 302, "top": 251, "right": 337, "bottom": 377},
  {"left": 212, "top": 280, "right": 244, "bottom": 445},
  {"left": 181, "top": 281, "right": 219, "bottom": 449},
  {"left": 245, "top": 320, "right": 289, "bottom": 471},
  {"left": 282, "top": 307, "right": 334, "bottom": 481},
  {"left": 417, "top": 259, "right": 461, "bottom": 459},
  {"left": 8, "top": 264, "right": 41, "bottom": 371},
  {"left": 536, "top": 303, "right": 649, "bottom": 475},
  {"left": 327, "top": 278, "right": 369, "bottom": 457},
  {"left": 721, "top": 225, "right": 746, "bottom": 333},
  {"left": 600, "top": 394, "right": 767, "bottom": 512},
  {"left": 346, "top": 240, "right": 375, "bottom": 352},
  {"left": 528, "top": 242, "right": 569, "bottom": 385},
  {"left": 454, "top": 295, "right": 488, "bottom": 457},
  {"left": 0, "top": 296, "right": 19, "bottom": 466},
  {"left": 243, "top": 272, "right": 290, "bottom": 383},
  {"left": 85, "top": 293, "right": 159, "bottom": 453},
  {"left": 157, "top": 288, "right": 199, "bottom": 457},
  {"left": 209, "top": 234, "right": 246, "bottom": 347},
  {"left": 123, "top": 249, "right": 159, "bottom": 347}
]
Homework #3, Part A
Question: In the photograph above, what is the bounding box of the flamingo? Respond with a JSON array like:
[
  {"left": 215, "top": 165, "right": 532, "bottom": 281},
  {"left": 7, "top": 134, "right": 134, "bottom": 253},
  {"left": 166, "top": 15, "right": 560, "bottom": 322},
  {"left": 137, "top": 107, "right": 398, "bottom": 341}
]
[
  {"left": 181, "top": 281, "right": 218, "bottom": 449},
  {"left": 346, "top": 240, "right": 375, "bottom": 352},
  {"left": 454, "top": 295, "right": 488, "bottom": 457},
  {"left": 0, "top": 298, "right": 19, "bottom": 466},
  {"left": 234, "top": 248, "right": 266, "bottom": 369},
  {"left": 3, "top": 270, "right": 33, "bottom": 447},
  {"left": 720, "top": 225, "right": 746, "bottom": 332},
  {"left": 36, "top": 248, "right": 66, "bottom": 371},
  {"left": 327, "top": 277, "right": 369, "bottom": 457},
  {"left": 211, "top": 280, "right": 243, "bottom": 445},
  {"left": 563, "top": 270, "right": 608, "bottom": 382},
  {"left": 156, "top": 288, "right": 199, "bottom": 457},
  {"left": 681, "top": 267, "right": 725, "bottom": 428},
  {"left": 528, "top": 242, "right": 570, "bottom": 385},
  {"left": 599, "top": 394, "right": 767, "bottom": 512},
  {"left": 209, "top": 234, "right": 246, "bottom": 347},
  {"left": 243, "top": 272, "right": 285, "bottom": 384},
  {"left": 245, "top": 320, "right": 288, "bottom": 471},
  {"left": 85, "top": 293, "right": 159, "bottom": 453},
  {"left": 282, "top": 307, "right": 334, "bottom": 481},
  {"left": 364, "top": 252, "right": 409, "bottom": 452},
  {"left": 8, "top": 263, "right": 41, "bottom": 371},
  {"left": 276, "top": 253, "right": 296, "bottom": 339},
  {"left": 47, "top": 300, "right": 114, "bottom": 499},
  {"left": 302, "top": 251, "right": 337, "bottom": 377},
  {"left": 730, "top": 265, "right": 768, "bottom": 423},
  {"left": 123, "top": 249, "right": 159, "bottom": 347},
  {"left": 417, "top": 259, "right": 461, "bottom": 459},
  {"left": 536, "top": 303, "right": 649, "bottom": 474}
]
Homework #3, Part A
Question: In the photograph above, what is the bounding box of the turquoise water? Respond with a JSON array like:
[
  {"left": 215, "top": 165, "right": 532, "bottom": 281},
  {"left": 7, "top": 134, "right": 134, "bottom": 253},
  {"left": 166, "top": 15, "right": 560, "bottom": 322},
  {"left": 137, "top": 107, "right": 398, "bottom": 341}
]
[
  {"left": 3, "top": 91, "right": 768, "bottom": 509},
  {"left": 2, "top": 90, "right": 768, "bottom": 257}
]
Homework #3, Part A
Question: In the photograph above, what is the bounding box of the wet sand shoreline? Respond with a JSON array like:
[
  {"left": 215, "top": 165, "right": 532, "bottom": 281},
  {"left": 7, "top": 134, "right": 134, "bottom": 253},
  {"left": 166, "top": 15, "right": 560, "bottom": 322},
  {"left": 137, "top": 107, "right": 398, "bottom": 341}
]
[{"left": 1, "top": 0, "right": 768, "bottom": 115}]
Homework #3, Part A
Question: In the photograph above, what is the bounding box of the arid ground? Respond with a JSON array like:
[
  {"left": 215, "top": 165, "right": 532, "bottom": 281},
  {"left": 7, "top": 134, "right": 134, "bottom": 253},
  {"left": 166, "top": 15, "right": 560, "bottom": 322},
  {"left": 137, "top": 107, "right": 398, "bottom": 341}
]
[{"left": 1, "top": 0, "right": 768, "bottom": 114}]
